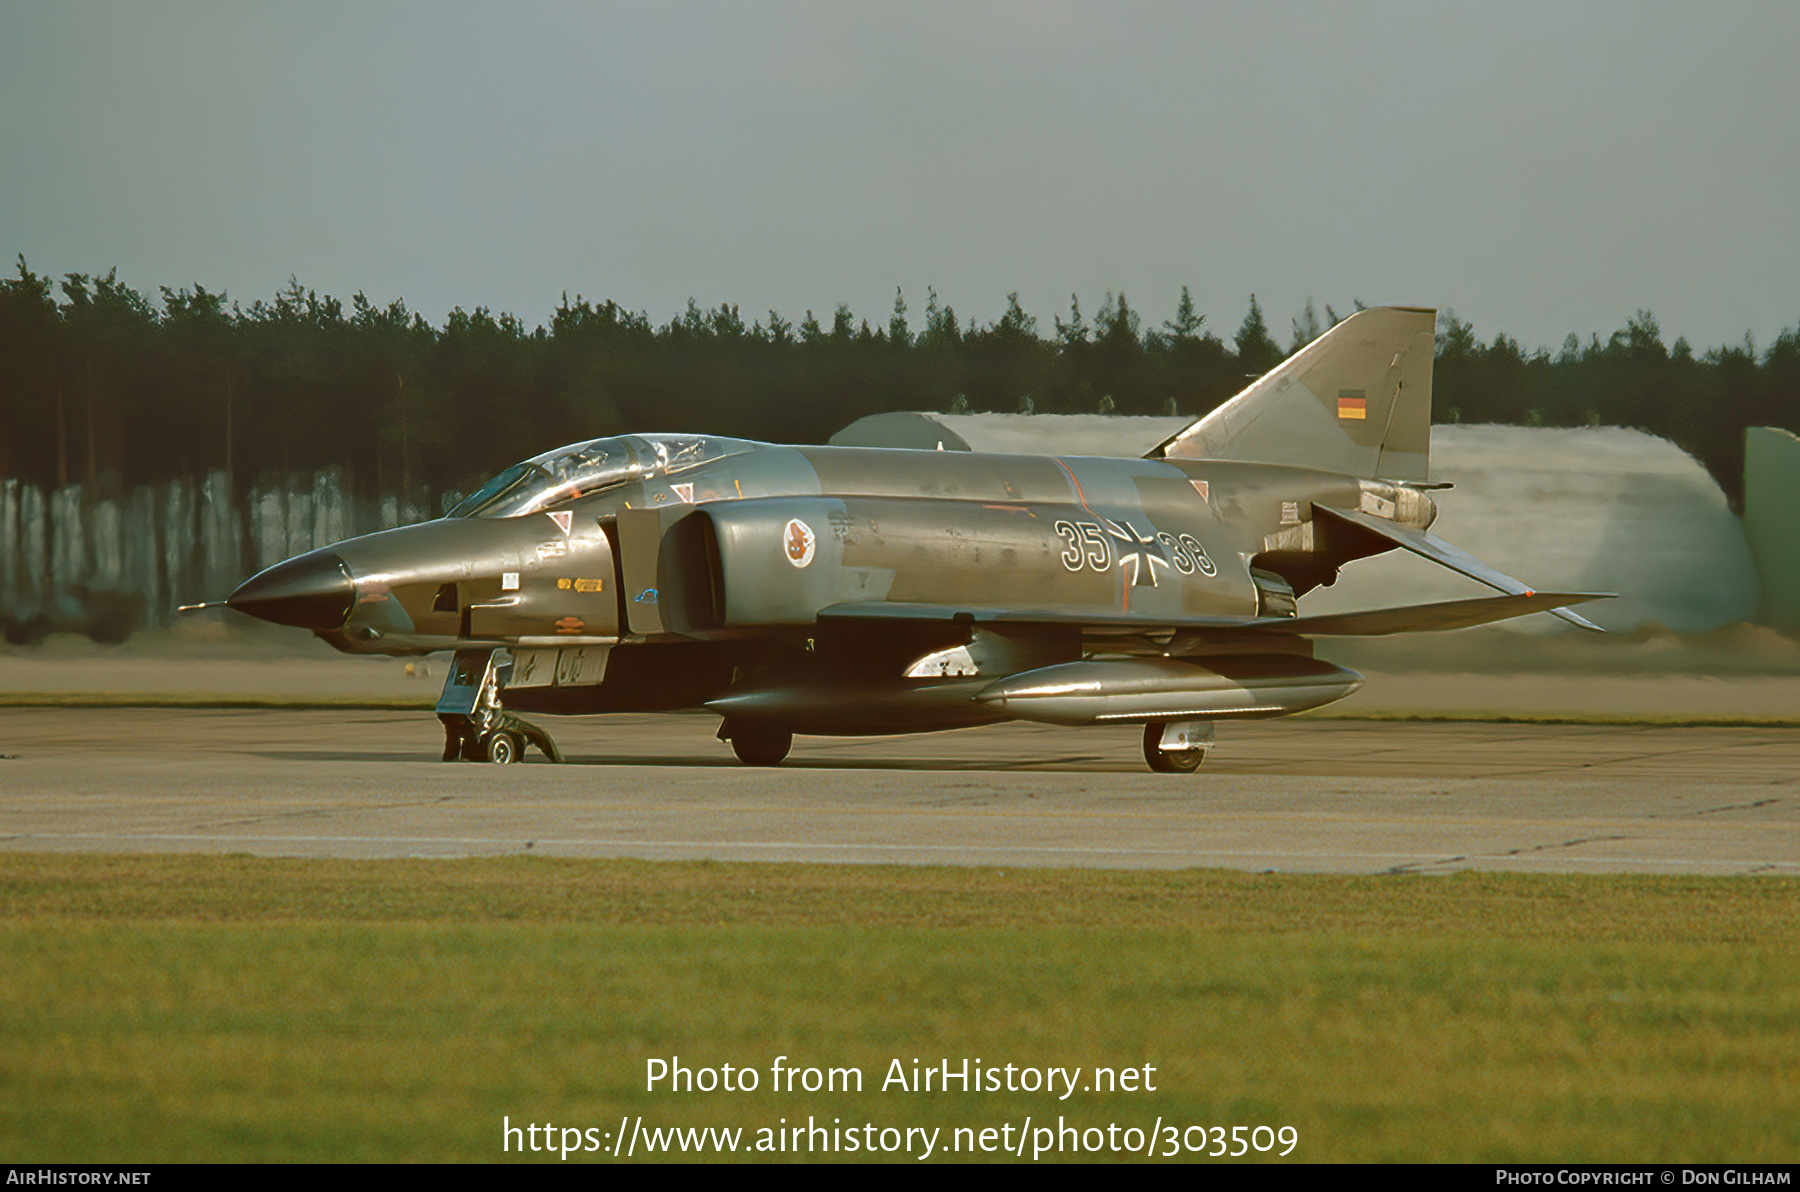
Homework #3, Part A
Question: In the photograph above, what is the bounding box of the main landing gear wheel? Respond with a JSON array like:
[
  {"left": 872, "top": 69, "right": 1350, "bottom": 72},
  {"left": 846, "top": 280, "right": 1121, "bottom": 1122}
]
[
  {"left": 1143, "top": 722, "right": 1204, "bottom": 773},
  {"left": 728, "top": 725, "right": 794, "bottom": 767}
]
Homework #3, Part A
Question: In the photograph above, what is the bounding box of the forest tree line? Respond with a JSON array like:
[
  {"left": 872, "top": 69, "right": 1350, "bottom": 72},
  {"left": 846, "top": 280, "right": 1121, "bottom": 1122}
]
[{"left": 2, "top": 256, "right": 1797, "bottom": 510}]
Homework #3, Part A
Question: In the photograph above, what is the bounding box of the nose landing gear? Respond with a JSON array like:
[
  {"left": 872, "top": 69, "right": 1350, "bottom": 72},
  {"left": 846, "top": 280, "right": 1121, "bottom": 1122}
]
[{"left": 436, "top": 647, "right": 564, "bottom": 764}]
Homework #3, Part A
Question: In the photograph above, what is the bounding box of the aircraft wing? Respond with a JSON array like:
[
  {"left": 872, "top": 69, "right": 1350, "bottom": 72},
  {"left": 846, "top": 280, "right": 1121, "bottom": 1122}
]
[
  {"left": 817, "top": 602, "right": 1253, "bottom": 631},
  {"left": 1314, "top": 505, "right": 1605, "bottom": 631},
  {"left": 817, "top": 589, "right": 1610, "bottom": 637}
]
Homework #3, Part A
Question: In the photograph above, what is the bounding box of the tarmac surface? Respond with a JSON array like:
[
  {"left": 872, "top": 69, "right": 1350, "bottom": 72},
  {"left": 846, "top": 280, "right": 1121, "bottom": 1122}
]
[{"left": 2, "top": 707, "right": 1796, "bottom": 875}]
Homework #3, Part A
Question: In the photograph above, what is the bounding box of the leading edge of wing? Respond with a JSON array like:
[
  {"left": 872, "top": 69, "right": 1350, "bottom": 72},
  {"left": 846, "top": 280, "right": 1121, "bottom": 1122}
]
[
  {"left": 816, "top": 601, "right": 1254, "bottom": 632},
  {"left": 816, "top": 590, "right": 1612, "bottom": 637}
]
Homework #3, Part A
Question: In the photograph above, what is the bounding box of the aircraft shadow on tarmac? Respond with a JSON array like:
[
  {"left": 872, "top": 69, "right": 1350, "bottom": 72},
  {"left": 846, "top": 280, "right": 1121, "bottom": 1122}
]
[
  {"left": 244, "top": 749, "right": 1129, "bottom": 772},
  {"left": 246, "top": 750, "right": 458, "bottom": 765}
]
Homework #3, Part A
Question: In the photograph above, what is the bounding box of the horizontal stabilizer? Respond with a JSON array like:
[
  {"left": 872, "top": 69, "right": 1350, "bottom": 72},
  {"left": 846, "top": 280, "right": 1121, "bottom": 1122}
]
[{"left": 1315, "top": 505, "right": 1607, "bottom": 631}]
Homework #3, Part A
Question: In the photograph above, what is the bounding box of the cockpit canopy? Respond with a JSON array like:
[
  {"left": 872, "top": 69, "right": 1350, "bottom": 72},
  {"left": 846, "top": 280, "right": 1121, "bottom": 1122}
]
[{"left": 447, "top": 433, "right": 756, "bottom": 519}]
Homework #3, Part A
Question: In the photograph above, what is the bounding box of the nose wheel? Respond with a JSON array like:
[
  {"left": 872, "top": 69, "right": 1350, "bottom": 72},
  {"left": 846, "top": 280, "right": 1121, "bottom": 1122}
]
[
  {"left": 441, "top": 715, "right": 562, "bottom": 764},
  {"left": 485, "top": 730, "right": 524, "bottom": 765}
]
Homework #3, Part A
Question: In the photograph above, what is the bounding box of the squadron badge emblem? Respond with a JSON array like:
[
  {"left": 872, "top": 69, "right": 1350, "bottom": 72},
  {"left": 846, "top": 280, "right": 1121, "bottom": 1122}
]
[{"left": 784, "top": 518, "right": 816, "bottom": 568}]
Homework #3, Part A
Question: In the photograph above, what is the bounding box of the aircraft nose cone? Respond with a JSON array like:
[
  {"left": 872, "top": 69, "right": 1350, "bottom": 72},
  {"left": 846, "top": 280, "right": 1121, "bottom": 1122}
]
[{"left": 227, "top": 552, "right": 356, "bottom": 631}]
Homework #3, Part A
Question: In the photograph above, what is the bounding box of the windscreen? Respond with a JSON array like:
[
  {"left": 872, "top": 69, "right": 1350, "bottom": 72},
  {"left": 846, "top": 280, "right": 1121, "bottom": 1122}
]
[{"left": 448, "top": 434, "right": 753, "bottom": 518}]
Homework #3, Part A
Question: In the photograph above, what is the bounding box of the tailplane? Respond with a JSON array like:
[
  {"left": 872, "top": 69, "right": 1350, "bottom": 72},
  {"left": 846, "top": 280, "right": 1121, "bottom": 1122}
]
[{"left": 1150, "top": 305, "right": 1436, "bottom": 482}]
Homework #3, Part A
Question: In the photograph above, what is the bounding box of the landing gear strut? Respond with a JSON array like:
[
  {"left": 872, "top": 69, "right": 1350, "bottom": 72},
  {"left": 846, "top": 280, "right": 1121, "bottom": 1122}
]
[
  {"left": 436, "top": 647, "right": 564, "bottom": 764},
  {"left": 1143, "top": 720, "right": 1212, "bottom": 774}
]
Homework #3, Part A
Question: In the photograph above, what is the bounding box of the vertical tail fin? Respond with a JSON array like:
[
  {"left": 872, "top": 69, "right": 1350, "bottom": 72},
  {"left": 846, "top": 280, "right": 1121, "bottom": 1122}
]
[{"left": 1149, "top": 306, "right": 1436, "bottom": 482}]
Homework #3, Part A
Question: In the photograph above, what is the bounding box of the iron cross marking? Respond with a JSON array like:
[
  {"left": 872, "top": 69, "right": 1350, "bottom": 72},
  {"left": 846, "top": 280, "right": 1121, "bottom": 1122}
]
[{"left": 1106, "top": 518, "right": 1172, "bottom": 587}]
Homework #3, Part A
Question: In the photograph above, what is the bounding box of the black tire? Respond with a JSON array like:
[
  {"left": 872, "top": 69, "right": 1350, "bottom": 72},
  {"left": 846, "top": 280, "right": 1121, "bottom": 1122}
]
[
  {"left": 485, "top": 731, "right": 524, "bottom": 765},
  {"left": 1143, "top": 722, "right": 1203, "bottom": 773},
  {"left": 730, "top": 725, "right": 793, "bottom": 767}
]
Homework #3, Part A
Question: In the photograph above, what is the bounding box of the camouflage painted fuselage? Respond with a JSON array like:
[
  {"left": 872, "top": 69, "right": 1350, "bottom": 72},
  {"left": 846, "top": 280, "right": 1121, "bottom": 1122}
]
[{"left": 232, "top": 440, "right": 1399, "bottom": 733}]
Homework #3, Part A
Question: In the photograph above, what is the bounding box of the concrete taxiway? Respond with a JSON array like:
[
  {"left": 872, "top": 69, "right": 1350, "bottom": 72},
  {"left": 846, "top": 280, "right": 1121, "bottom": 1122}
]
[{"left": 1, "top": 708, "right": 1794, "bottom": 875}]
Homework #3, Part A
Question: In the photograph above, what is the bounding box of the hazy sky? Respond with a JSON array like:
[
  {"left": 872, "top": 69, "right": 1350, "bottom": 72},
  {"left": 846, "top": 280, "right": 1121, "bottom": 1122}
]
[{"left": 4, "top": 1, "right": 1796, "bottom": 352}]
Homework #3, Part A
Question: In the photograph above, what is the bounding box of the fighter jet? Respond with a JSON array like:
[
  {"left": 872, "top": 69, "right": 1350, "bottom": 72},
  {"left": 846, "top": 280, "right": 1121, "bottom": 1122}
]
[{"left": 220, "top": 306, "right": 1607, "bottom": 770}]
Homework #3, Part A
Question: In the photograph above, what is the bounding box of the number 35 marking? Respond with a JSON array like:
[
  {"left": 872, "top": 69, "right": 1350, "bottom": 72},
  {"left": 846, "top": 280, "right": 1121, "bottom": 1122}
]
[{"left": 1054, "top": 520, "right": 1111, "bottom": 571}]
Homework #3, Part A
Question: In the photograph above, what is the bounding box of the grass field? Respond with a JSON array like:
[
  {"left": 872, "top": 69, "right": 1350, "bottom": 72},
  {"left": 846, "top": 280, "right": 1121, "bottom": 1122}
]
[{"left": 2, "top": 854, "right": 1796, "bottom": 1163}]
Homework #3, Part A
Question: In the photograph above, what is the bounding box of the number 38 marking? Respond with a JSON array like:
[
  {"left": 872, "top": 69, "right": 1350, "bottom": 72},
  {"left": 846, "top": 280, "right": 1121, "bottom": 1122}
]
[{"left": 1159, "top": 531, "right": 1218, "bottom": 577}]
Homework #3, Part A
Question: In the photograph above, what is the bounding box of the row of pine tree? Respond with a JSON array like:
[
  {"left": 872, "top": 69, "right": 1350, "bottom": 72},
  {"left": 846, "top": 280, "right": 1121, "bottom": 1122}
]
[{"left": 2, "top": 257, "right": 1795, "bottom": 509}]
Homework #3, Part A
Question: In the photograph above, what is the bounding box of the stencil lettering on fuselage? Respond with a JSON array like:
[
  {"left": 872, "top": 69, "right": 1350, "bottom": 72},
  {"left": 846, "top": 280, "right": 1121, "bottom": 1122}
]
[{"left": 1054, "top": 518, "right": 1214, "bottom": 582}]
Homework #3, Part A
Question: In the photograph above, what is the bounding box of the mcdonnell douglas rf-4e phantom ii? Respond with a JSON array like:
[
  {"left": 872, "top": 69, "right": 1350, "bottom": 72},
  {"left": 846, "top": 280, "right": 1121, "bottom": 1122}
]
[{"left": 219, "top": 306, "right": 1608, "bottom": 771}]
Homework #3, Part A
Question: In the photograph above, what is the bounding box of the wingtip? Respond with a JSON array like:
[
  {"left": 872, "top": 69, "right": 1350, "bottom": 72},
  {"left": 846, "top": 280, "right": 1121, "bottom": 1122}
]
[{"left": 1551, "top": 607, "right": 1607, "bottom": 632}]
